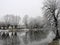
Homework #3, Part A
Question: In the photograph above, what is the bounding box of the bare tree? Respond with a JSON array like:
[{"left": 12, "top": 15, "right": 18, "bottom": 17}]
[
  {"left": 4, "top": 15, "right": 20, "bottom": 28},
  {"left": 23, "top": 15, "right": 29, "bottom": 28},
  {"left": 43, "top": 0, "right": 60, "bottom": 39},
  {"left": 28, "top": 16, "right": 44, "bottom": 29}
]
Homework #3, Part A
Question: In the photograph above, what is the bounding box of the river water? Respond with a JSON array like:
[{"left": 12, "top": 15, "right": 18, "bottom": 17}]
[{"left": 0, "top": 30, "right": 56, "bottom": 45}]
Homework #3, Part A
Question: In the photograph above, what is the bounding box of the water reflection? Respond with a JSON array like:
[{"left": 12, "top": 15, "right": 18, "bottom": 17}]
[
  {"left": 21, "top": 30, "right": 49, "bottom": 45},
  {"left": 0, "top": 30, "right": 49, "bottom": 45},
  {"left": 4, "top": 35, "right": 20, "bottom": 45},
  {"left": 26, "top": 30, "right": 48, "bottom": 42}
]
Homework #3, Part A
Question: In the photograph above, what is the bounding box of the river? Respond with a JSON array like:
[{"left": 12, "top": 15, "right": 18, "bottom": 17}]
[{"left": 0, "top": 30, "right": 56, "bottom": 45}]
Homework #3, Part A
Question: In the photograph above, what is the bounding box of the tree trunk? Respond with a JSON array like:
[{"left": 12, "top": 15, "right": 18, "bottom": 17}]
[{"left": 54, "top": 17, "right": 59, "bottom": 39}]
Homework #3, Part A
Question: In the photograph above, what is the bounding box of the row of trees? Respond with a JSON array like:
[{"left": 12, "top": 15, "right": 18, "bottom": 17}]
[
  {"left": 0, "top": 14, "right": 45, "bottom": 29},
  {"left": 23, "top": 15, "right": 46, "bottom": 29},
  {"left": 4, "top": 15, "right": 20, "bottom": 26}
]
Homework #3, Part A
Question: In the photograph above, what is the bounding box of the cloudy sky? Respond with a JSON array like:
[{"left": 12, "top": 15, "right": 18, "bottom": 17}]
[{"left": 0, "top": 0, "right": 43, "bottom": 20}]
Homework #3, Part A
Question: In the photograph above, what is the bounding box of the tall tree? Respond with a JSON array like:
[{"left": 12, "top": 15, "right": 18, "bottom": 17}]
[
  {"left": 4, "top": 15, "right": 20, "bottom": 28},
  {"left": 43, "top": 0, "right": 60, "bottom": 39},
  {"left": 23, "top": 15, "right": 29, "bottom": 28},
  {"left": 28, "top": 16, "right": 44, "bottom": 29}
]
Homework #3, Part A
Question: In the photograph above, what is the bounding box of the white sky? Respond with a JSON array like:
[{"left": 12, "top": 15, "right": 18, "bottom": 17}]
[{"left": 0, "top": 0, "right": 44, "bottom": 20}]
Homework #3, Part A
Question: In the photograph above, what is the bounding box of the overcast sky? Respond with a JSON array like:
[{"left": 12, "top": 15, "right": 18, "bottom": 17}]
[{"left": 0, "top": 0, "right": 43, "bottom": 20}]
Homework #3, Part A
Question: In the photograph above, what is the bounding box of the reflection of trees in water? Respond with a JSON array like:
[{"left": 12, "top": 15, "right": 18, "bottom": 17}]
[
  {"left": 1, "top": 30, "right": 49, "bottom": 45},
  {"left": 23, "top": 30, "right": 49, "bottom": 43},
  {"left": 23, "top": 35, "right": 29, "bottom": 45},
  {"left": 4, "top": 36, "right": 20, "bottom": 45}
]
